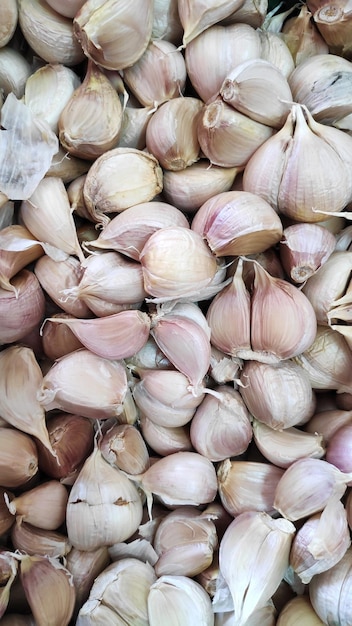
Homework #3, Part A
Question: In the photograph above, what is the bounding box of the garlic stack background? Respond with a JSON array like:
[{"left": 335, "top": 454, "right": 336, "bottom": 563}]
[{"left": 2, "top": 0, "right": 352, "bottom": 624}]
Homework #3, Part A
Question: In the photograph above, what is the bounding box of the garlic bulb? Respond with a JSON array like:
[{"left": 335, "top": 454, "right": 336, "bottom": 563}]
[
  {"left": 148, "top": 574, "right": 214, "bottom": 625},
  {"left": 243, "top": 102, "right": 352, "bottom": 222},
  {"left": 66, "top": 446, "right": 143, "bottom": 551}
]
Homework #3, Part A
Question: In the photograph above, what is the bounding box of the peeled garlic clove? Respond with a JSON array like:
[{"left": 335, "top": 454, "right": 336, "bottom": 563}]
[
  {"left": 239, "top": 359, "right": 316, "bottom": 430},
  {"left": 220, "top": 59, "right": 292, "bottom": 129},
  {"left": 219, "top": 511, "right": 295, "bottom": 626},
  {"left": 123, "top": 40, "right": 187, "bottom": 108},
  {"left": 0, "top": 346, "right": 57, "bottom": 456},
  {"left": 197, "top": 96, "right": 273, "bottom": 168},
  {"left": 100, "top": 423, "right": 150, "bottom": 475},
  {"left": 18, "top": 0, "right": 84, "bottom": 66},
  {"left": 309, "top": 545, "right": 352, "bottom": 625},
  {"left": 11, "top": 520, "right": 71, "bottom": 558},
  {"left": 274, "top": 457, "right": 352, "bottom": 521},
  {"left": 0, "top": 428, "right": 38, "bottom": 489},
  {"left": 277, "top": 595, "right": 325, "bottom": 625},
  {"left": 73, "top": 0, "right": 153, "bottom": 70},
  {"left": 0, "top": 46, "right": 31, "bottom": 99},
  {"left": 148, "top": 574, "right": 214, "bottom": 626},
  {"left": 43, "top": 310, "right": 150, "bottom": 360},
  {"left": 6, "top": 480, "right": 68, "bottom": 530},
  {"left": 192, "top": 190, "right": 283, "bottom": 257},
  {"left": 0, "top": 225, "right": 44, "bottom": 293},
  {"left": 82, "top": 147, "right": 163, "bottom": 228},
  {"left": 140, "top": 226, "right": 217, "bottom": 302},
  {"left": 66, "top": 546, "right": 110, "bottom": 620},
  {"left": 59, "top": 60, "right": 123, "bottom": 160},
  {"left": 253, "top": 419, "right": 325, "bottom": 468},
  {"left": 66, "top": 446, "right": 143, "bottom": 551},
  {"left": 37, "top": 348, "right": 128, "bottom": 420},
  {"left": 145, "top": 96, "right": 203, "bottom": 171},
  {"left": 0, "top": 0, "right": 18, "bottom": 47},
  {"left": 190, "top": 385, "right": 252, "bottom": 462},
  {"left": 279, "top": 222, "right": 336, "bottom": 283},
  {"left": 24, "top": 63, "right": 80, "bottom": 134},
  {"left": 0, "top": 270, "right": 45, "bottom": 345},
  {"left": 178, "top": 0, "right": 245, "bottom": 45},
  {"left": 18, "top": 554, "right": 75, "bottom": 626},
  {"left": 140, "top": 414, "right": 192, "bottom": 456}
]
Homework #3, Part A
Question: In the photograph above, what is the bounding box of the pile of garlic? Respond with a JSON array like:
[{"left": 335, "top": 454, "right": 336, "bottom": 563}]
[{"left": 2, "top": 0, "right": 352, "bottom": 624}]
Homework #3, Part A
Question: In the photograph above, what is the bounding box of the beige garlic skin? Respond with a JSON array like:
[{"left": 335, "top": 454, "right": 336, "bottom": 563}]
[
  {"left": 253, "top": 419, "right": 325, "bottom": 468},
  {"left": 35, "top": 255, "right": 91, "bottom": 319},
  {"left": 0, "top": 225, "right": 44, "bottom": 294},
  {"left": 66, "top": 546, "right": 110, "bottom": 621}
]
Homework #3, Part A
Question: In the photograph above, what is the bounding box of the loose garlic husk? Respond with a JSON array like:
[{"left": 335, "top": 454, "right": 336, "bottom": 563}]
[
  {"left": 252, "top": 419, "right": 325, "bottom": 468},
  {"left": 197, "top": 96, "right": 273, "bottom": 168},
  {"left": 274, "top": 457, "right": 352, "bottom": 521},
  {"left": 153, "top": 507, "right": 218, "bottom": 577},
  {"left": 309, "top": 546, "right": 352, "bottom": 625},
  {"left": 140, "top": 415, "right": 192, "bottom": 456},
  {"left": 0, "top": 0, "right": 18, "bottom": 47},
  {"left": 73, "top": 0, "right": 154, "bottom": 70},
  {"left": 276, "top": 595, "right": 325, "bottom": 625},
  {"left": 5, "top": 480, "right": 68, "bottom": 531},
  {"left": 42, "top": 309, "right": 150, "bottom": 360},
  {"left": 11, "top": 520, "right": 71, "bottom": 559},
  {"left": 209, "top": 346, "right": 242, "bottom": 385},
  {"left": 0, "top": 270, "right": 45, "bottom": 345},
  {"left": 66, "top": 445, "right": 143, "bottom": 551},
  {"left": 18, "top": 0, "right": 85, "bottom": 66},
  {"left": 59, "top": 60, "right": 123, "bottom": 160},
  {"left": 220, "top": 59, "right": 292, "bottom": 129},
  {"left": 218, "top": 511, "right": 295, "bottom": 626},
  {"left": 0, "top": 428, "right": 38, "bottom": 489},
  {"left": 17, "top": 554, "right": 76, "bottom": 626},
  {"left": 20, "top": 177, "right": 85, "bottom": 263},
  {"left": 290, "top": 496, "right": 351, "bottom": 584},
  {"left": 145, "top": 96, "right": 203, "bottom": 171},
  {"left": 191, "top": 190, "right": 283, "bottom": 257},
  {"left": 82, "top": 147, "right": 163, "bottom": 227},
  {"left": 190, "top": 386, "right": 252, "bottom": 462},
  {"left": 243, "top": 102, "right": 352, "bottom": 222},
  {"left": 217, "top": 459, "right": 284, "bottom": 517},
  {"left": 148, "top": 574, "right": 214, "bottom": 626},
  {"left": 281, "top": 5, "right": 329, "bottom": 65},
  {"left": 0, "top": 346, "right": 57, "bottom": 456},
  {"left": 279, "top": 223, "right": 336, "bottom": 283},
  {"left": 37, "top": 348, "right": 128, "bottom": 420},
  {"left": 178, "top": 0, "right": 245, "bottom": 45},
  {"left": 24, "top": 63, "right": 80, "bottom": 134},
  {"left": 0, "top": 225, "right": 44, "bottom": 293},
  {"left": 100, "top": 423, "right": 150, "bottom": 475}
]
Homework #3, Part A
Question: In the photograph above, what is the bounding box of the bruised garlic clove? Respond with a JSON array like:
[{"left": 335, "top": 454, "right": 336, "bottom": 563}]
[
  {"left": 18, "top": 554, "right": 75, "bottom": 626},
  {"left": 274, "top": 457, "right": 352, "bottom": 521},
  {"left": 66, "top": 446, "right": 143, "bottom": 551},
  {"left": 0, "top": 270, "right": 45, "bottom": 345},
  {"left": 190, "top": 385, "right": 252, "bottom": 462},
  {"left": 59, "top": 60, "right": 123, "bottom": 160},
  {"left": 239, "top": 359, "right": 316, "bottom": 430},
  {"left": 148, "top": 574, "right": 214, "bottom": 626},
  {"left": 217, "top": 459, "right": 284, "bottom": 517},
  {"left": 35, "top": 255, "right": 91, "bottom": 319},
  {"left": 0, "top": 428, "right": 38, "bottom": 489},
  {"left": 219, "top": 511, "right": 295, "bottom": 626},
  {"left": 100, "top": 423, "right": 150, "bottom": 475},
  {"left": 41, "top": 314, "right": 84, "bottom": 360},
  {"left": 253, "top": 419, "right": 325, "bottom": 468},
  {"left": 42, "top": 309, "right": 151, "bottom": 360},
  {"left": 191, "top": 190, "right": 283, "bottom": 257},
  {"left": 279, "top": 223, "right": 336, "bottom": 283},
  {"left": 18, "top": 0, "right": 85, "bottom": 66},
  {"left": 11, "top": 520, "right": 71, "bottom": 559},
  {"left": 139, "top": 415, "right": 192, "bottom": 456},
  {"left": 0, "top": 225, "right": 44, "bottom": 293},
  {"left": 220, "top": 59, "right": 292, "bottom": 129},
  {"left": 37, "top": 349, "right": 128, "bottom": 420},
  {"left": 5, "top": 481, "right": 68, "bottom": 531},
  {"left": 73, "top": 0, "right": 153, "bottom": 70},
  {"left": 82, "top": 147, "right": 163, "bottom": 227}
]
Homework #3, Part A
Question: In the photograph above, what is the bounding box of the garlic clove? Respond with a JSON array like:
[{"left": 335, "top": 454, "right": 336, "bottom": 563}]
[
  {"left": 66, "top": 445, "right": 143, "bottom": 551},
  {"left": 309, "top": 546, "right": 352, "bottom": 626},
  {"left": 304, "top": 408, "right": 352, "bottom": 442},
  {"left": 0, "top": 47, "right": 31, "bottom": 99},
  {"left": 279, "top": 222, "right": 336, "bottom": 283},
  {"left": 5, "top": 480, "right": 68, "bottom": 531},
  {"left": 0, "top": 0, "right": 18, "bottom": 47},
  {"left": 47, "top": 145, "right": 91, "bottom": 183},
  {"left": 41, "top": 314, "right": 85, "bottom": 360},
  {"left": 0, "top": 487, "right": 15, "bottom": 536},
  {"left": 0, "top": 552, "right": 18, "bottom": 619},
  {"left": 253, "top": 419, "right": 325, "bottom": 468},
  {"left": 0, "top": 224, "right": 44, "bottom": 294},
  {"left": 152, "top": 0, "right": 183, "bottom": 45},
  {"left": 0, "top": 270, "right": 45, "bottom": 345},
  {"left": 65, "top": 546, "right": 110, "bottom": 621},
  {"left": 42, "top": 309, "right": 151, "bottom": 360},
  {"left": 11, "top": 520, "right": 72, "bottom": 558},
  {"left": 276, "top": 595, "right": 325, "bottom": 625},
  {"left": 100, "top": 423, "right": 150, "bottom": 475},
  {"left": 45, "top": 0, "right": 86, "bottom": 18},
  {"left": 282, "top": 5, "right": 329, "bottom": 65},
  {"left": 125, "top": 336, "right": 172, "bottom": 371},
  {"left": 178, "top": 0, "right": 246, "bottom": 45},
  {"left": 139, "top": 414, "right": 193, "bottom": 456},
  {"left": 38, "top": 349, "right": 129, "bottom": 420},
  {"left": 258, "top": 30, "right": 295, "bottom": 78},
  {"left": 0, "top": 427, "right": 38, "bottom": 489},
  {"left": 147, "top": 574, "right": 214, "bottom": 626},
  {"left": 59, "top": 60, "right": 123, "bottom": 160},
  {"left": 73, "top": 0, "right": 154, "bottom": 71},
  {"left": 18, "top": 554, "right": 76, "bottom": 626},
  {"left": 223, "top": 0, "right": 268, "bottom": 28}
]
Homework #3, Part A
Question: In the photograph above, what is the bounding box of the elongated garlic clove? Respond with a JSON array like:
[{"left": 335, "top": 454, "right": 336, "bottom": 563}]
[
  {"left": 0, "top": 346, "right": 56, "bottom": 456},
  {"left": 276, "top": 595, "right": 325, "bottom": 625},
  {"left": 35, "top": 255, "right": 91, "bottom": 319},
  {"left": 18, "top": 0, "right": 85, "bottom": 66},
  {"left": 274, "top": 457, "right": 352, "bottom": 521},
  {"left": 41, "top": 314, "right": 84, "bottom": 360},
  {"left": 197, "top": 96, "right": 273, "bottom": 168},
  {"left": 282, "top": 5, "right": 329, "bottom": 65},
  {"left": 43, "top": 309, "right": 150, "bottom": 360},
  {"left": 178, "top": 0, "right": 245, "bottom": 45},
  {"left": 66, "top": 445, "right": 143, "bottom": 551},
  {"left": 18, "top": 554, "right": 76, "bottom": 626},
  {"left": 140, "top": 414, "right": 192, "bottom": 456},
  {"left": 37, "top": 348, "right": 128, "bottom": 420},
  {"left": 0, "top": 428, "right": 38, "bottom": 489},
  {"left": 290, "top": 496, "right": 350, "bottom": 583},
  {"left": 279, "top": 222, "right": 336, "bottom": 283},
  {"left": 100, "top": 423, "right": 150, "bottom": 475},
  {"left": 219, "top": 511, "right": 295, "bottom": 626},
  {"left": 45, "top": 0, "right": 86, "bottom": 17},
  {"left": 0, "top": 224, "right": 44, "bottom": 293},
  {"left": 5, "top": 480, "right": 68, "bottom": 530},
  {"left": 220, "top": 59, "right": 292, "bottom": 129},
  {"left": 11, "top": 520, "right": 72, "bottom": 558},
  {"left": 59, "top": 60, "right": 123, "bottom": 160},
  {"left": 148, "top": 574, "right": 214, "bottom": 626},
  {"left": 0, "top": 270, "right": 45, "bottom": 345},
  {"left": 309, "top": 546, "right": 352, "bottom": 625},
  {"left": 73, "top": 0, "right": 154, "bottom": 70},
  {"left": 190, "top": 385, "right": 252, "bottom": 462},
  {"left": 82, "top": 147, "right": 163, "bottom": 227},
  {"left": 65, "top": 546, "right": 110, "bottom": 621},
  {"left": 253, "top": 419, "right": 325, "bottom": 468},
  {"left": 305, "top": 408, "right": 352, "bottom": 442}
]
